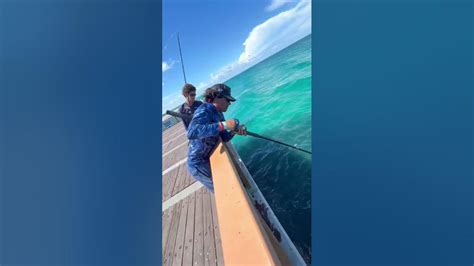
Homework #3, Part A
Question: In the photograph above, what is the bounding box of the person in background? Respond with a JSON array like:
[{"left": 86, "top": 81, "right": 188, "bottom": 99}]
[
  {"left": 179, "top": 83, "right": 203, "bottom": 130},
  {"left": 186, "top": 83, "right": 247, "bottom": 192}
]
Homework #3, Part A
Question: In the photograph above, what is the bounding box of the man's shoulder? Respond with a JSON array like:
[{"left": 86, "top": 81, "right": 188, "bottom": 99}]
[
  {"left": 195, "top": 102, "right": 216, "bottom": 115},
  {"left": 198, "top": 102, "right": 210, "bottom": 109},
  {"left": 195, "top": 102, "right": 208, "bottom": 112},
  {"left": 192, "top": 100, "right": 203, "bottom": 109}
]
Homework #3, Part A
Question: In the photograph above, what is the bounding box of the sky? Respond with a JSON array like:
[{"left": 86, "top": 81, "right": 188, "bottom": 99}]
[{"left": 162, "top": 0, "right": 311, "bottom": 113}]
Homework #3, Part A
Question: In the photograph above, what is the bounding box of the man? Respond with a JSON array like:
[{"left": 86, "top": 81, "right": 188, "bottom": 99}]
[
  {"left": 187, "top": 83, "right": 247, "bottom": 192},
  {"left": 179, "top": 83, "right": 203, "bottom": 130}
]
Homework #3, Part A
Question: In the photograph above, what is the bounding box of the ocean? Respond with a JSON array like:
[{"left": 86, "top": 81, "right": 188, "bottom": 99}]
[{"left": 224, "top": 34, "right": 312, "bottom": 263}]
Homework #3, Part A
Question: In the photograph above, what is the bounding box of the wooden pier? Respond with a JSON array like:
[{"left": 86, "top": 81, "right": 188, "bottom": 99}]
[{"left": 162, "top": 122, "right": 224, "bottom": 266}]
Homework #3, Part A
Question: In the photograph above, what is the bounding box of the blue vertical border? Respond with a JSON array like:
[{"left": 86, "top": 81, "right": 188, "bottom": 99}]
[
  {"left": 1, "top": 0, "right": 162, "bottom": 264},
  {"left": 312, "top": 0, "right": 473, "bottom": 265}
]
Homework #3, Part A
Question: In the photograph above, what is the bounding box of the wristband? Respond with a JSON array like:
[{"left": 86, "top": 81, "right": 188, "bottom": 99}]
[{"left": 221, "top": 121, "right": 228, "bottom": 131}]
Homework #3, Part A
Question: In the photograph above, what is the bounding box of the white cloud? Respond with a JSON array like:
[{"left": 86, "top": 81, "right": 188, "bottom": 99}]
[
  {"left": 162, "top": 62, "right": 170, "bottom": 72},
  {"left": 239, "top": 0, "right": 310, "bottom": 64},
  {"left": 197, "top": 82, "right": 206, "bottom": 89},
  {"left": 196, "top": 0, "right": 311, "bottom": 87},
  {"left": 265, "top": 0, "right": 295, "bottom": 12},
  {"left": 162, "top": 60, "right": 175, "bottom": 72}
]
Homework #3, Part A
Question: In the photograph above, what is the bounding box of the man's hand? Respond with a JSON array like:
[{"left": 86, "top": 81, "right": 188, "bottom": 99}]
[
  {"left": 224, "top": 119, "right": 239, "bottom": 131},
  {"left": 235, "top": 124, "right": 247, "bottom": 136},
  {"left": 220, "top": 119, "right": 246, "bottom": 135}
]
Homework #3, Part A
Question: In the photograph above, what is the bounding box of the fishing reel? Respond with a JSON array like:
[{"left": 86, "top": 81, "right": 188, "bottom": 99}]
[
  {"left": 230, "top": 119, "right": 247, "bottom": 132},
  {"left": 233, "top": 119, "right": 240, "bottom": 131}
]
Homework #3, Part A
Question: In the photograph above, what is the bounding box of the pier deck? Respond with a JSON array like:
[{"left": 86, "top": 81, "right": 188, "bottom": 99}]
[{"left": 162, "top": 122, "right": 224, "bottom": 266}]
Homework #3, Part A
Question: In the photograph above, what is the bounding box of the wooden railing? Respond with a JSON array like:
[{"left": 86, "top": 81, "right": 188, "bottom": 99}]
[{"left": 210, "top": 141, "right": 305, "bottom": 265}]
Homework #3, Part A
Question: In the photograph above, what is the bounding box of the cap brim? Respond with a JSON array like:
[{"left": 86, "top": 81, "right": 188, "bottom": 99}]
[{"left": 224, "top": 95, "right": 236, "bottom": 101}]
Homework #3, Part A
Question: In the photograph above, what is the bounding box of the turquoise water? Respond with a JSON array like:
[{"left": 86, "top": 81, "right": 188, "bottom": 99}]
[{"left": 225, "top": 35, "right": 312, "bottom": 262}]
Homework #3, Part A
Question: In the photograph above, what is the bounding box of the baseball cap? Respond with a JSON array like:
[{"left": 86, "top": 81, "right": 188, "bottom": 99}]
[{"left": 213, "top": 83, "right": 236, "bottom": 102}]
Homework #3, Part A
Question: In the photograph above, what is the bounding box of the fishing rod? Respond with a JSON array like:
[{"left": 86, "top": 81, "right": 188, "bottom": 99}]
[
  {"left": 176, "top": 33, "right": 187, "bottom": 83},
  {"left": 245, "top": 131, "right": 312, "bottom": 155},
  {"left": 166, "top": 110, "right": 312, "bottom": 155}
]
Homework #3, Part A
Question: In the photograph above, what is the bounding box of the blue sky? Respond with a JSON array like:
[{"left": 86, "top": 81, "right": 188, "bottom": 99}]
[{"left": 162, "top": 0, "right": 311, "bottom": 113}]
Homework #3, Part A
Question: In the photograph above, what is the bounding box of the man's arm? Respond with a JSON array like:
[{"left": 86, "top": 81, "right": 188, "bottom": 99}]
[{"left": 187, "top": 109, "right": 221, "bottom": 139}]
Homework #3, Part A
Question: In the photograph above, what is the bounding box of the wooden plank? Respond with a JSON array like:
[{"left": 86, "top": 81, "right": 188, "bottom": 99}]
[
  {"left": 172, "top": 194, "right": 190, "bottom": 266},
  {"left": 162, "top": 148, "right": 173, "bottom": 169},
  {"left": 163, "top": 167, "right": 176, "bottom": 202},
  {"left": 166, "top": 123, "right": 184, "bottom": 138},
  {"left": 163, "top": 129, "right": 183, "bottom": 147},
  {"left": 210, "top": 194, "right": 225, "bottom": 265},
  {"left": 164, "top": 139, "right": 175, "bottom": 154},
  {"left": 180, "top": 151, "right": 191, "bottom": 188},
  {"left": 164, "top": 165, "right": 181, "bottom": 202},
  {"left": 162, "top": 206, "right": 174, "bottom": 257},
  {"left": 162, "top": 130, "right": 175, "bottom": 143},
  {"left": 163, "top": 140, "right": 188, "bottom": 160},
  {"left": 163, "top": 141, "right": 171, "bottom": 152},
  {"left": 166, "top": 134, "right": 186, "bottom": 153},
  {"left": 169, "top": 150, "right": 178, "bottom": 170},
  {"left": 165, "top": 146, "right": 186, "bottom": 172},
  {"left": 182, "top": 191, "right": 196, "bottom": 266},
  {"left": 162, "top": 175, "right": 171, "bottom": 202},
  {"left": 168, "top": 142, "right": 188, "bottom": 163},
  {"left": 164, "top": 165, "right": 179, "bottom": 200},
  {"left": 162, "top": 174, "right": 169, "bottom": 202},
  {"left": 164, "top": 130, "right": 183, "bottom": 151},
  {"left": 162, "top": 133, "right": 171, "bottom": 143},
  {"left": 162, "top": 164, "right": 179, "bottom": 202},
  {"left": 162, "top": 153, "right": 171, "bottom": 178},
  {"left": 163, "top": 203, "right": 178, "bottom": 263},
  {"left": 165, "top": 146, "right": 186, "bottom": 171},
  {"left": 171, "top": 162, "right": 186, "bottom": 198},
  {"left": 164, "top": 200, "right": 183, "bottom": 265},
  {"left": 176, "top": 143, "right": 189, "bottom": 161},
  {"left": 172, "top": 163, "right": 189, "bottom": 198},
  {"left": 162, "top": 130, "right": 171, "bottom": 139},
  {"left": 175, "top": 134, "right": 188, "bottom": 148},
  {"left": 203, "top": 190, "right": 217, "bottom": 266},
  {"left": 163, "top": 124, "right": 182, "bottom": 142},
  {"left": 163, "top": 142, "right": 175, "bottom": 157},
  {"left": 162, "top": 147, "right": 175, "bottom": 169},
  {"left": 162, "top": 168, "right": 175, "bottom": 202},
  {"left": 163, "top": 202, "right": 180, "bottom": 261},
  {"left": 193, "top": 188, "right": 205, "bottom": 265},
  {"left": 183, "top": 167, "right": 191, "bottom": 189},
  {"left": 188, "top": 168, "right": 196, "bottom": 188},
  {"left": 184, "top": 164, "right": 194, "bottom": 188},
  {"left": 169, "top": 159, "right": 185, "bottom": 200},
  {"left": 170, "top": 163, "right": 184, "bottom": 198}
]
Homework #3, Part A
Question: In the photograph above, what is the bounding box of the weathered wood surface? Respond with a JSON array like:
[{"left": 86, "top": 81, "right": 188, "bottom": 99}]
[{"left": 162, "top": 123, "right": 224, "bottom": 265}]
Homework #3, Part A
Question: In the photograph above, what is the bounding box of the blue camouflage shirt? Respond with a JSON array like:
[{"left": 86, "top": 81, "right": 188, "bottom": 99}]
[{"left": 187, "top": 102, "right": 234, "bottom": 164}]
